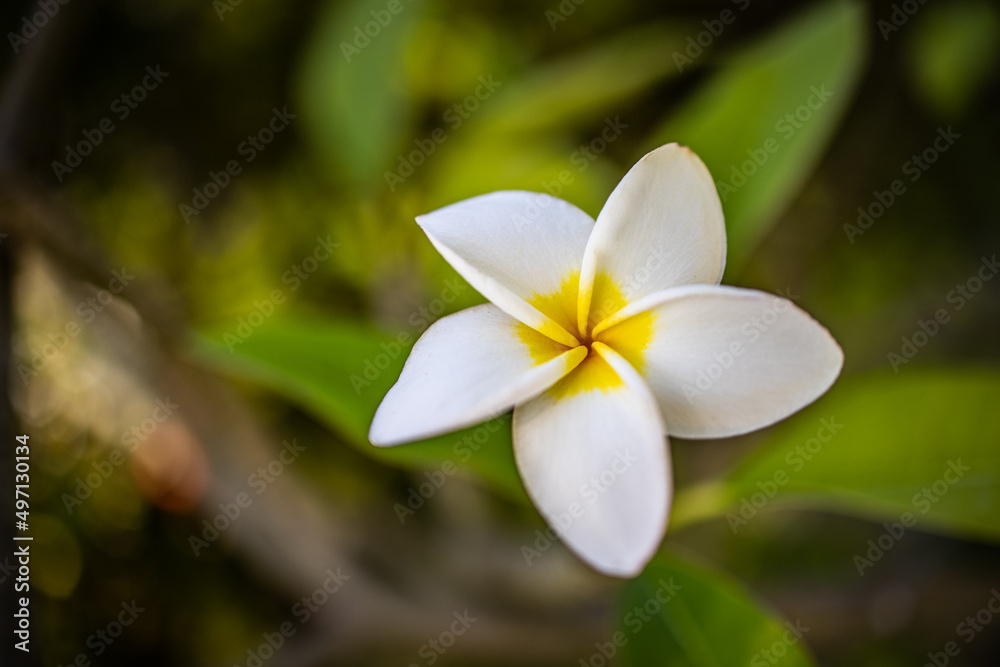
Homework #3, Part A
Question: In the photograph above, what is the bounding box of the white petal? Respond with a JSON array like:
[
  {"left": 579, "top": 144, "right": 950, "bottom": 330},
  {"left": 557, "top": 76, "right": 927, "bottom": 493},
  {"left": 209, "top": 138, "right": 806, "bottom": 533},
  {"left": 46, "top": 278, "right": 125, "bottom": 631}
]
[
  {"left": 417, "top": 191, "right": 594, "bottom": 347},
  {"left": 370, "top": 304, "right": 586, "bottom": 447},
  {"left": 610, "top": 285, "right": 843, "bottom": 439},
  {"left": 512, "top": 343, "right": 670, "bottom": 577},
  {"left": 578, "top": 143, "right": 726, "bottom": 333}
]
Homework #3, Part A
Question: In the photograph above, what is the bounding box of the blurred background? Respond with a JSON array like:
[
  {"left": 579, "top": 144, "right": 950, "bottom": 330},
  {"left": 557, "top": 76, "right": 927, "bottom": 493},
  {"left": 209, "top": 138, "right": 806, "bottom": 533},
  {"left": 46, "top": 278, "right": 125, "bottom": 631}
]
[{"left": 1, "top": 0, "right": 999, "bottom": 665}]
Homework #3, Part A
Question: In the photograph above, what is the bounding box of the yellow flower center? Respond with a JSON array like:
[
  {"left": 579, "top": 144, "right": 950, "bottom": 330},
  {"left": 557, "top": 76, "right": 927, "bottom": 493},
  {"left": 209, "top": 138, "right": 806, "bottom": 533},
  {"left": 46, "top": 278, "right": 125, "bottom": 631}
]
[{"left": 518, "top": 271, "right": 656, "bottom": 398}]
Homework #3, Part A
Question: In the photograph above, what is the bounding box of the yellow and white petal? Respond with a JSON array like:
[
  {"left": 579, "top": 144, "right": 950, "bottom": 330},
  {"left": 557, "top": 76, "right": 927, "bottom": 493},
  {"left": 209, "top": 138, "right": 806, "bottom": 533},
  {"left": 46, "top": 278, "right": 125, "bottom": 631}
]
[
  {"left": 370, "top": 304, "right": 586, "bottom": 447},
  {"left": 608, "top": 285, "right": 843, "bottom": 440},
  {"left": 512, "top": 343, "right": 670, "bottom": 577},
  {"left": 417, "top": 191, "right": 594, "bottom": 347},
  {"left": 578, "top": 143, "right": 726, "bottom": 333}
]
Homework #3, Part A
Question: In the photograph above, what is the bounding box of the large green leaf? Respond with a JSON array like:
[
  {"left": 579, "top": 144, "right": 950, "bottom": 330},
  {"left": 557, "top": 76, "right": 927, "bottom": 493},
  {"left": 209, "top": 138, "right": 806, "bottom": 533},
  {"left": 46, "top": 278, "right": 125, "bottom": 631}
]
[
  {"left": 419, "top": 23, "right": 699, "bottom": 214},
  {"left": 717, "top": 370, "right": 1000, "bottom": 541},
  {"left": 478, "top": 22, "right": 693, "bottom": 136},
  {"left": 297, "top": 0, "right": 421, "bottom": 185},
  {"left": 620, "top": 554, "right": 815, "bottom": 666},
  {"left": 651, "top": 0, "right": 868, "bottom": 273},
  {"left": 191, "top": 315, "right": 525, "bottom": 501}
]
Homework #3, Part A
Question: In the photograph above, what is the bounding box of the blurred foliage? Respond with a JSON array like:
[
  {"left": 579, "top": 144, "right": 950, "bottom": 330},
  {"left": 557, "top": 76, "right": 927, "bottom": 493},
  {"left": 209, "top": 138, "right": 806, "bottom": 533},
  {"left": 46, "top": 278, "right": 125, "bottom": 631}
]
[
  {"left": 653, "top": 0, "right": 867, "bottom": 272},
  {"left": 299, "top": 0, "right": 423, "bottom": 186},
  {"left": 622, "top": 554, "right": 815, "bottom": 666},
  {"left": 903, "top": 1, "right": 1000, "bottom": 119},
  {"left": 724, "top": 369, "right": 1000, "bottom": 542},
  {"left": 194, "top": 316, "right": 526, "bottom": 501}
]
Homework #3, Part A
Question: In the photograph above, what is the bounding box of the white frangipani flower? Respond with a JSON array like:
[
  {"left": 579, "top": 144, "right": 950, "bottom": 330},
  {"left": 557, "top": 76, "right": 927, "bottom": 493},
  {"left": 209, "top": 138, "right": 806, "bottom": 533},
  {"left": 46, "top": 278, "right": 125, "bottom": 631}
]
[{"left": 369, "top": 143, "right": 843, "bottom": 577}]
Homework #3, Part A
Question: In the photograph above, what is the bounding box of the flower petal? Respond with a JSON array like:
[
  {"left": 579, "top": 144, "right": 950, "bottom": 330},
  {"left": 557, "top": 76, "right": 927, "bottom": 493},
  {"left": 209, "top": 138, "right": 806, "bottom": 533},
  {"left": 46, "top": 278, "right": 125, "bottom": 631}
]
[
  {"left": 417, "top": 191, "right": 594, "bottom": 347},
  {"left": 578, "top": 143, "right": 726, "bottom": 333},
  {"left": 512, "top": 343, "right": 670, "bottom": 577},
  {"left": 604, "top": 285, "right": 843, "bottom": 439},
  {"left": 370, "top": 304, "right": 586, "bottom": 447}
]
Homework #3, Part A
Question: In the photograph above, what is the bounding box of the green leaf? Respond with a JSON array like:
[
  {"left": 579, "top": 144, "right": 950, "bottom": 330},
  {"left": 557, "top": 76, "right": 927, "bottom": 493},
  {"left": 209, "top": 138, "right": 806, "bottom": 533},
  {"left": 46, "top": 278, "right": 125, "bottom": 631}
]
[
  {"left": 904, "top": 1, "right": 1000, "bottom": 119},
  {"left": 651, "top": 0, "right": 868, "bottom": 273},
  {"left": 724, "top": 370, "right": 1000, "bottom": 541},
  {"left": 478, "top": 22, "right": 693, "bottom": 136},
  {"left": 416, "top": 23, "right": 699, "bottom": 213},
  {"left": 620, "top": 554, "right": 814, "bottom": 666},
  {"left": 190, "top": 315, "right": 526, "bottom": 501},
  {"left": 423, "top": 132, "right": 622, "bottom": 218},
  {"left": 297, "top": 0, "right": 421, "bottom": 185}
]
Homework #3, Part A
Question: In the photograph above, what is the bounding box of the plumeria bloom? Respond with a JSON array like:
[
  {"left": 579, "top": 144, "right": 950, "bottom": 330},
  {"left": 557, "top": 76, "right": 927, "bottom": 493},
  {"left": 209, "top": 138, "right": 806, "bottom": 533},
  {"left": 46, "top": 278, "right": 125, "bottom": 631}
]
[{"left": 369, "top": 143, "right": 842, "bottom": 576}]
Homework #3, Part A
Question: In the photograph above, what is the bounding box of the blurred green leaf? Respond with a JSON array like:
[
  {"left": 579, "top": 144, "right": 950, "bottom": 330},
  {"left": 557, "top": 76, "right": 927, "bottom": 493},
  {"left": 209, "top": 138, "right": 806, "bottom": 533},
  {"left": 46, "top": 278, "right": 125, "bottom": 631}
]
[
  {"left": 297, "top": 0, "right": 421, "bottom": 185},
  {"left": 905, "top": 1, "right": 1000, "bottom": 119},
  {"left": 651, "top": 0, "right": 868, "bottom": 273},
  {"left": 620, "top": 554, "right": 815, "bottom": 666},
  {"left": 424, "top": 133, "right": 622, "bottom": 216},
  {"left": 191, "top": 315, "right": 526, "bottom": 501},
  {"left": 403, "top": 17, "right": 513, "bottom": 102},
  {"left": 478, "top": 22, "right": 692, "bottom": 135},
  {"left": 723, "top": 370, "right": 1000, "bottom": 541},
  {"left": 415, "top": 22, "right": 700, "bottom": 216}
]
